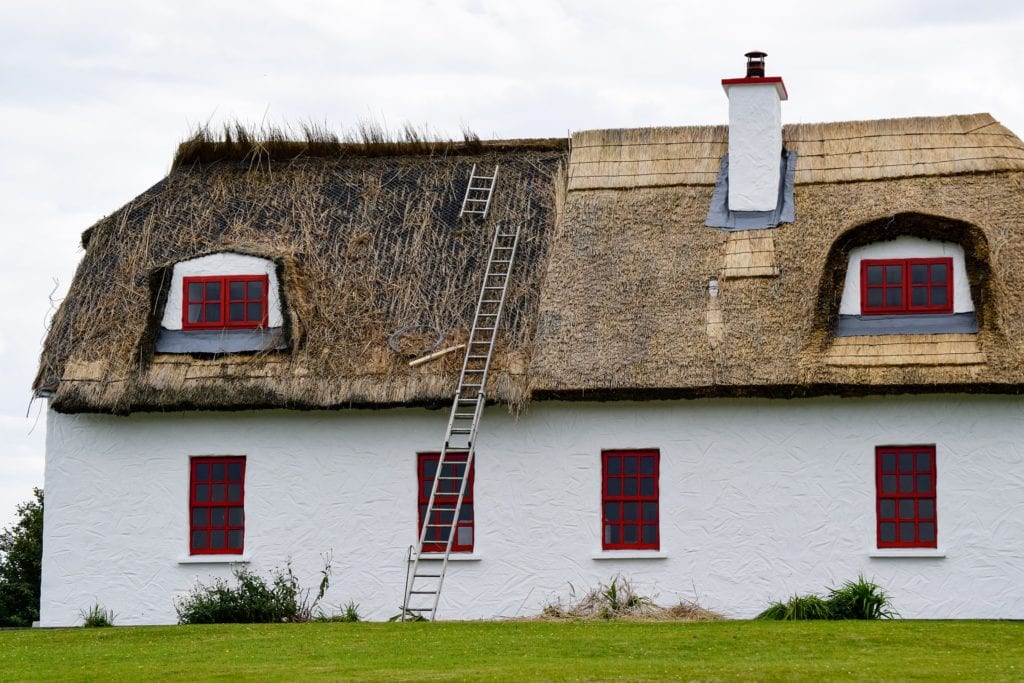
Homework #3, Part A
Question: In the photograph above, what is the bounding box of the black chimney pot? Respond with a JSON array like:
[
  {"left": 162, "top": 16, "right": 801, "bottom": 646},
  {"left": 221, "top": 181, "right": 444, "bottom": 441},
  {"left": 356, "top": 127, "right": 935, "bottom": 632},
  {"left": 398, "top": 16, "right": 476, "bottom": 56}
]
[{"left": 744, "top": 51, "right": 767, "bottom": 78}]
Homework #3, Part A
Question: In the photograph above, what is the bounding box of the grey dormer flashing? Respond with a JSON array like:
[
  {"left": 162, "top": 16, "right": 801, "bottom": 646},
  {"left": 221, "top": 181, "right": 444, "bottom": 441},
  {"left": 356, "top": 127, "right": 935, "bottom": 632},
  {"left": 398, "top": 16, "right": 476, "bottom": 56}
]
[
  {"left": 155, "top": 327, "right": 287, "bottom": 354},
  {"left": 705, "top": 150, "right": 797, "bottom": 231},
  {"left": 835, "top": 313, "right": 979, "bottom": 337}
]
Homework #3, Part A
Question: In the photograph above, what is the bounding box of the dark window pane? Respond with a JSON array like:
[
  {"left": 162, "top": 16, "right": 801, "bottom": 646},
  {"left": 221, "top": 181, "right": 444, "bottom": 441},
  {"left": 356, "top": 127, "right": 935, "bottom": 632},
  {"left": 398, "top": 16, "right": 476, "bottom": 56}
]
[
  {"left": 879, "top": 499, "right": 895, "bottom": 518},
  {"left": 188, "top": 282, "right": 203, "bottom": 301},
  {"left": 228, "top": 463, "right": 242, "bottom": 481},
  {"left": 604, "top": 525, "right": 618, "bottom": 544},
  {"left": 459, "top": 503, "right": 473, "bottom": 522},
  {"left": 607, "top": 457, "right": 620, "bottom": 475},
  {"left": 419, "top": 504, "right": 426, "bottom": 521},
  {"left": 228, "top": 484, "right": 241, "bottom": 502},
  {"left": 195, "top": 485, "right": 209, "bottom": 502},
  {"left": 623, "top": 525, "right": 639, "bottom": 544},
  {"left": 866, "top": 265, "right": 883, "bottom": 285},
  {"left": 917, "top": 475, "right": 933, "bottom": 493},
  {"left": 187, "top": 304, "right": 202, "bottom": 323},
  {"left": 916, "top": 452, "right": 932, "bottom": 471},
  {"left": 899, "top": 475, "right": 914, "bottom": 493},
  {"left": 881, "top": 475, "right": 897, "bottom": 493},
  {"left": 886, "top": 265, "right": 902, "bottom": 284},
  {"left": 228, "top": 530, "right": 243, "bottom": 549},
  {"left": 212, "top": 463, "right": 225, "bottom": 480},
  {"left": 899, "top": 500, "right": 915, "bottom": 519},
  {"left": 886, "top": 287, "right": 903, "bottom": 307},
  {"left": 211, "top": 508, "right": 226, "bottom": 526},
  {"left": 623, "top": 503, "right": 639, "bottom": 521},
  {"left": 867, "top": 289, "right": 883, "bottom": 307},
  {"left": 911, "top": 286, "right": 928, "bottom": 306},
  {"left": 228, "top": 303, "right": 244, "bottom": 321},
  {"left": 229, "top": 507, "right": 244, "bottom": 526},
  {"left": 623, "top": 457, "right": 638, "bottom": 475},
  {"left": 642, "top": 502, "right": 658, "bottom": 521},
  {"left": 205, "top": 303, "right": 220, "bottom": 322},
  {"left": 880, "top": 523, "right": 896, "bottom": 542},
  {"left": 604, "top": 502, "right": 619, "bottom": 521},
  {"left": 623, "top": 479, "right": 637, "bottom": 496},
  {"left": 192, "top": 531, "right": 207, "bottom": 549},
  {"left": 640, "top": 478, "right": 654, "bottom": 496},
  {"left": 195, "top": 463, "right": 210, "bottom": 481},
  {"left": 640, "top": 456, "right": 655, "bottom": 475},
  {"left": 248, "top": 281, "right": 263, "bottom": 299},
  {"left": 932, "top": 287, "right": 947, "bottom": 306},
  {"left": 206, "top": 282, "right": 220, "bottom": 299},
  {"left": 229, "top": 281, "right": 245, "bottom": 299},
  {"left": 931, "top": 263, "right": 947, "bottom": 284},
  {"left": 422, "top": 458, "right": 437, "bottom": 478},
  {"left": 899, "top": 522, "right": 916, "bottom": 542},
  {"left": 607, "top": 479, "right": 621, "bottom": 496},
  {"left": 918, "top": 499, "right": 935, "bottom": 519},
  {"left": 421, "top": 481, "right": 431, "bottom": 498},
  {"left": 899, "top": 452, "right": 914, "bottom": 472},
  {"left": 210, "top": 531, "right": 225, "bottom": 549},
  {"left": 212, "top": 484, "right": 226, "bottom": 502},
  {"left": 910, "top": 263, "right": 928, "bottom": 284},
  {"left": 919, "top": 522, "right": 936, "bottom": 542},
  {"left": 442, "top": 462, "right": 464, "bottom": 478},
  {"left": 247, "top": 302, "right": 262, "bottom": 321},
  {"left": 641, "top": 525, "right": 657, "bottom": 545},
  {"left": 436, "top": 510, "right": 454, "bottom": 525},
  {"left": 440, "top": 479, "right": 458, "bottom": 494},
  {"left": 192, "top": 508, "right": 208, "bottom": 526},
  {"left": 881, "top": 452, "right": 896, "bottom": 473}
]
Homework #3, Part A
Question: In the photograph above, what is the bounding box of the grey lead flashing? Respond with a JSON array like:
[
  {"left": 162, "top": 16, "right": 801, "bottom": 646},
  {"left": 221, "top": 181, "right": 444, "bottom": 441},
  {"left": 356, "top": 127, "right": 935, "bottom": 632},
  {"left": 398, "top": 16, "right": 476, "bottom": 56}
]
[
  {"left": 835, "top": 312, "right": 978, "bottom": 337},
  {"left": 704, "top": 150, "right": 797, "bottom": 231},
  {"left": 155, "top": 328, "right": 287, "bottom": 354}
]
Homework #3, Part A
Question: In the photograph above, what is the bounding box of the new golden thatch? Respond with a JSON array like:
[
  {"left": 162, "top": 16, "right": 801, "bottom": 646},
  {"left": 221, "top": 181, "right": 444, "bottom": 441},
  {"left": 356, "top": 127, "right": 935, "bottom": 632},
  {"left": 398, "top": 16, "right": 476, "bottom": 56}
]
[{"left": 36, "top": 113, "right": 1024, "bottom": 414}]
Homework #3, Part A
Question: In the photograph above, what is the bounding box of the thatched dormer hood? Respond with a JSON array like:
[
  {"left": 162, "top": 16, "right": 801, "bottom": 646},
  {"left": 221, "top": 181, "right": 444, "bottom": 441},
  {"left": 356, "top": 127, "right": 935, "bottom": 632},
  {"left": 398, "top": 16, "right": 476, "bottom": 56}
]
[{"left": 35, "top": 114, "right": 1024, "bottom": 414}]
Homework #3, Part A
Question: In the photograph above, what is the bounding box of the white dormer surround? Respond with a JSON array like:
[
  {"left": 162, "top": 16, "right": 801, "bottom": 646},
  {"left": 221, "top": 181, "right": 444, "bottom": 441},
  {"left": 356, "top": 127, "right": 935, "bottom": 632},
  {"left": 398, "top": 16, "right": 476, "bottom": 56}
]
[
  {"left": 722, "top": 54, "right": 788, "bottom": 212},
  {"left": 161, "top": 252, "right": 283, "bottom": 330}
]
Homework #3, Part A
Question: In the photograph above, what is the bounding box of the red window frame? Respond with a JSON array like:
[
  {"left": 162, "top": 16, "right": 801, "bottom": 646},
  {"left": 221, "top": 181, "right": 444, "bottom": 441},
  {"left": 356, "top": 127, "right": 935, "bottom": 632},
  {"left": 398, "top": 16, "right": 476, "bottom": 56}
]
[
  {"left": 182, "top": 274, "right": 269, "bottom": 330},
  {"left": 189, "top": 456, "right": 246, "bottom": 555},
  {"left": 875, "top": 445, "right": 937, "bottom": 549},
  {"left": 417, "top": 452, "right": 474, "bottom": 553},
  {"left": 602, "top": 449, "right": 659, "bottom": 550},
  {"left": 860, "top": 258, "right": 953, "bottom": 315}
]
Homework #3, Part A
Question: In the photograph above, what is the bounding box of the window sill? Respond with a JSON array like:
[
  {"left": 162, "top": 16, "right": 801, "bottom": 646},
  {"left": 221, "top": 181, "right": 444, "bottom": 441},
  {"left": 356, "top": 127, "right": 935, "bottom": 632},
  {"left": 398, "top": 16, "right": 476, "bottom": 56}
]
[
  {"left": 178, "top": 555, "right": 250, "bottom": 564},
  {"left": 415, "top": 553, "right": 482, "bottom": 562},
  {"left": 869, "top": 548, "right": 945, "bottom": 559},
  {"left": 592, "top": 551, "right": 668, "bottom": 560}
]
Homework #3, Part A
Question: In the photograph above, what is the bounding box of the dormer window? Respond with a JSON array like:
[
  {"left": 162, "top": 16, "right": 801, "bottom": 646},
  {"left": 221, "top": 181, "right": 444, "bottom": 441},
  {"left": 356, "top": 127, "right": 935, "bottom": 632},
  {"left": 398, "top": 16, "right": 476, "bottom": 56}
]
[
  {"left": 183, "top": 275, "right": 269, "bottom": 329},
  {"left": 861, "top": 258, "right": 953, "bottom": 315}
]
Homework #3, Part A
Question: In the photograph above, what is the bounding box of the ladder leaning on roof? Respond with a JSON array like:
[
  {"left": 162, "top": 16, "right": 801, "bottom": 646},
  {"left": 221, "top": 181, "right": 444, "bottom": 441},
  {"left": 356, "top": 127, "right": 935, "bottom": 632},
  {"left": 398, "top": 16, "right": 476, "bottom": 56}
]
[
  {"left": 401, "top": 167, "right": 517, "bottom": 621},
  {"left": 459, "top": 164, "right": 499, "bottom": 218}
]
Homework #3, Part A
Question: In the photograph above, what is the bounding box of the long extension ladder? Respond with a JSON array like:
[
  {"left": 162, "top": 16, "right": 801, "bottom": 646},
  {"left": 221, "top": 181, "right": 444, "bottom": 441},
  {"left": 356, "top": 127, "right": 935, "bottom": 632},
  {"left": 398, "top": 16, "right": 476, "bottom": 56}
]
[
  {"left": 459, "top": 164, "right": 499, "bottom": 218},
  {"left": 401, "top": 220, "right": 520, "bottom": 622}
]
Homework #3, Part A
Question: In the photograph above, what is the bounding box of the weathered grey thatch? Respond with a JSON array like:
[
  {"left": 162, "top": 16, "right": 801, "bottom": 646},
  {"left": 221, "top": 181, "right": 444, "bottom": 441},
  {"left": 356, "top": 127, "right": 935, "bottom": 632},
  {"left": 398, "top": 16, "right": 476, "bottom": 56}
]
[
  {"left": 36, "top": 114, "right": 1024, "bottom": 413},
  {"left": 35, "top": 140, "right": 567, "bottom": 414}
]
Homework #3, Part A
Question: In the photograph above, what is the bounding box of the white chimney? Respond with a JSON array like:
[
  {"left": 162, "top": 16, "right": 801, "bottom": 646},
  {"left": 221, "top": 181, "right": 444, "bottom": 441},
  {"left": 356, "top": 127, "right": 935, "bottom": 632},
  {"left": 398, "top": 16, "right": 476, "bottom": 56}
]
[{"left": 722, "top": 51, "right": 788, "bottom": 212}]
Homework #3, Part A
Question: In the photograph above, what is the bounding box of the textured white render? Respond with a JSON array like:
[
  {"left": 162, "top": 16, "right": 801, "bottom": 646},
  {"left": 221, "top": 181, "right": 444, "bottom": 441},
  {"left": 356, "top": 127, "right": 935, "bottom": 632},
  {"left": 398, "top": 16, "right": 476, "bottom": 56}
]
[
  {"left": 41, "top": 397, "right": 1024, "bottom": 625},
  {"left": 839, "top": 237, "right": 973, "bottom": 315},
  {"left": 726, "top": 83, "right": 783, "bottom": 211},
  {"left": 160, "top": 253, "right": 283, "bottom": 330}
]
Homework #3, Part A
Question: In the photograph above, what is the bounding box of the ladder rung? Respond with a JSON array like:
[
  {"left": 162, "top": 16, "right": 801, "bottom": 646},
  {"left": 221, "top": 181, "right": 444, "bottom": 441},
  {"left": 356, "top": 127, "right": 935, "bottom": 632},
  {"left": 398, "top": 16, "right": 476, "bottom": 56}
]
[
  {"left": 450, "top": 428, "right": 472, "bottom": 435},
  {"left": 467, "top": 354, "right": 489, "bottom": 359},
  {"left": 438, "top": 475, "right": 466, "bottom": 480},
  {"left": 415, "top": 573, "right": 441, "bottom": 578},
  {"left": 410, "top": 590, "right": 437, "bottom": 595}
]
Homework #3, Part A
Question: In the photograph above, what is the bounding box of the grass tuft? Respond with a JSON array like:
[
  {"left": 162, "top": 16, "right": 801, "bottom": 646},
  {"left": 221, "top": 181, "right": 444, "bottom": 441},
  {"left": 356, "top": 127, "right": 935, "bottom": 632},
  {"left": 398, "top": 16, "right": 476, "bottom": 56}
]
[{"left": 80, "top": 603, "right": 115, "bottom": 628}]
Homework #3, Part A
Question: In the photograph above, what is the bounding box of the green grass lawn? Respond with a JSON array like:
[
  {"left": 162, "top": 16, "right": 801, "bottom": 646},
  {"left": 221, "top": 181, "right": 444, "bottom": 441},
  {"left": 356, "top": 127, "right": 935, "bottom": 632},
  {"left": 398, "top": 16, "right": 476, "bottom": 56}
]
[{"left": 1, "top": 620, "right": 1022, "bottom": 681}]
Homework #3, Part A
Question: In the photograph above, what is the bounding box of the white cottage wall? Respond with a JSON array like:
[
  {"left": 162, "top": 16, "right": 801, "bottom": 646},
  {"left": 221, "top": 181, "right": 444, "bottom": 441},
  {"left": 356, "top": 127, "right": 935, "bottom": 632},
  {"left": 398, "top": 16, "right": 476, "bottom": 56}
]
[{"left": 40, "top": 396, "right": 1024, "bottom": 625}]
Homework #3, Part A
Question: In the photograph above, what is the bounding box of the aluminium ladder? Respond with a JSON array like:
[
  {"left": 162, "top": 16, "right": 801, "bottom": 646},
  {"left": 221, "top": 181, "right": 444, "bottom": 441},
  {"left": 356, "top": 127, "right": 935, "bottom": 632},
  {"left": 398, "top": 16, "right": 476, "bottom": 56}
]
[
  {"left": 401, "top": 202, "right": 519, "bottom": 622},
  {"left": 459, "top": 164, "right": 499, "bottom": 218}
]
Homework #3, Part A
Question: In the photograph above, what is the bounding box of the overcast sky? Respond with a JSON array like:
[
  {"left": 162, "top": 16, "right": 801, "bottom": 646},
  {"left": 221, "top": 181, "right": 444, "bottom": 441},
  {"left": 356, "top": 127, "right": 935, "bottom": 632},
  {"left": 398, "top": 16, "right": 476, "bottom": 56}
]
[{"left": 0, "top": 0, "right": 1021, "bottom": 529}]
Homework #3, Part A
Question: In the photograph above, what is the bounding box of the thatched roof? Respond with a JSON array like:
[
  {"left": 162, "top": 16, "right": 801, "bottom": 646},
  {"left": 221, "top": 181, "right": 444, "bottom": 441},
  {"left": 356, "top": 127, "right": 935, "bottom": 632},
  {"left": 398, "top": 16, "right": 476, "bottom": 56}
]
[
  {"left": 35, "top": 139, "right": 567, "bottom": 414},
  {"left": 36, "top": 114, "right": 1024, "bottom": 414}
]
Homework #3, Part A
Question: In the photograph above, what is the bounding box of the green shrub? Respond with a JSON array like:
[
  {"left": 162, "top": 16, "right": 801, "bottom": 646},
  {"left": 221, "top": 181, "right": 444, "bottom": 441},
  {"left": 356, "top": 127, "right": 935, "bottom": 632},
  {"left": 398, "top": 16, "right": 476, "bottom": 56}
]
[
  {"left": 756, "top": 575, "right": 897, "bottom": 620},
  {"left": 175, "top": 559, "right": 331, "bottom": 624},
  {"left": 827, "top": 575, "right": 897, "bottom": 620},
  {"left": 318, "top": 600, "right": 362, "bottom": 623},
  {"left": 80, "top": 603, "right": 115, "bottom": 627}
]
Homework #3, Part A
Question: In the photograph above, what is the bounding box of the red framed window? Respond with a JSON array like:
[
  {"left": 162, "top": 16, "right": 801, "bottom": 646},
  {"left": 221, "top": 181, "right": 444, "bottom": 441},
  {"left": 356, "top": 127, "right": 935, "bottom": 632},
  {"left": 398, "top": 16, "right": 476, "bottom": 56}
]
[
  {"left": 190, "top": 456, "right": 245, "bottom": 555},
  {"left": 417, "top": 452, "right": 473, "bottom": 552},
  {"left": 602, "top": 449, "right": 659, "bottom": 550},
  {"left": 182, "top": 275, "right": 269, "bottom": 329},
  {"left": 875, "top": 445, "right": 936, "bottom": 548},
  {"left": 860, "top": 258, "right": 953, "bottom": 315}
]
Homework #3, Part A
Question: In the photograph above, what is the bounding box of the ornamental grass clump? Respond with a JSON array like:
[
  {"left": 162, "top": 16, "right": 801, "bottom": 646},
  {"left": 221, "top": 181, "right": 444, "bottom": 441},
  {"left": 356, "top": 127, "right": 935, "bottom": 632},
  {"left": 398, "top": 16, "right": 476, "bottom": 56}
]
[
  {"left": 539, "top": 575, "right": 722, "bottom": 621},
  {"left": 755, "top": 575, "right": 897, "bottom": 620}
]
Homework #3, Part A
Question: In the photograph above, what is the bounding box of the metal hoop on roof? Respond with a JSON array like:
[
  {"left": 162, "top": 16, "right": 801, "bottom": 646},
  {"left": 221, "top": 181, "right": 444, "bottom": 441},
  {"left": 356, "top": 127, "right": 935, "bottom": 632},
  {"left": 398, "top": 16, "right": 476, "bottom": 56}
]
[{"left": 387, "top": 324, "right": 444, "bottom": 356}]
